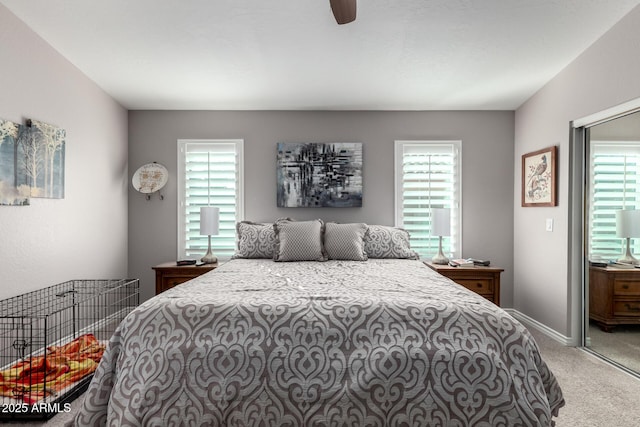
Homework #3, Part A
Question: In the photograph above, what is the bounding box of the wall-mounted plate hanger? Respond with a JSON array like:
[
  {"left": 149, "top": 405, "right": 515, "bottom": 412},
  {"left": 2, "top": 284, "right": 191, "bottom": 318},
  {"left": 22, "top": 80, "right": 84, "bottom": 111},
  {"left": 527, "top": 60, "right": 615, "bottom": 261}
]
[{"left": 132, "top": 162, "right": 168, "bottom": 200}]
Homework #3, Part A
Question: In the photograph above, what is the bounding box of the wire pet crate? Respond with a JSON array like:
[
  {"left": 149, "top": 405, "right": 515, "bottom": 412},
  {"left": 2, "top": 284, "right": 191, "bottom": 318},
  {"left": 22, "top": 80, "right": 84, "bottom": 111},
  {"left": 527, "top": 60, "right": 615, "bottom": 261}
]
[{"left": 0, "top": 279, "right": 139, "bottom": 421}]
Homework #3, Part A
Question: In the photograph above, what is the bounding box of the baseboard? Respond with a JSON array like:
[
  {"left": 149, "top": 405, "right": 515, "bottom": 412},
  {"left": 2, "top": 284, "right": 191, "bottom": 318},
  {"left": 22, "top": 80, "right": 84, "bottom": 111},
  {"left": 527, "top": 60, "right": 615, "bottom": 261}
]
[{"left": 504, "top": 308, "right": 577, "bottom": 346}]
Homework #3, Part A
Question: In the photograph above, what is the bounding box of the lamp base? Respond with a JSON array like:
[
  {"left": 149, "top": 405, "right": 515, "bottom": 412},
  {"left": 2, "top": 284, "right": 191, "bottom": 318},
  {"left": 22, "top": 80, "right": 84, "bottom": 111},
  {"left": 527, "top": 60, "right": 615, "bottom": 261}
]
[
  {"left": 618, "top": 237, "right": 639, "bottom": 265},
  {"left": 431, "top": 236, "right": 449, "bottom": 265},
  {"left": 201, "top": 236, "right": 218, "bottom": 264},
  {"left": 617, "top": 254, "right": 639, "bottom": 265},
  {"left": 201, "top": 252, "right": 217, "bottom": 265},
  {"left": 431, "top": 253, "right": 449, "bottom": 265}
]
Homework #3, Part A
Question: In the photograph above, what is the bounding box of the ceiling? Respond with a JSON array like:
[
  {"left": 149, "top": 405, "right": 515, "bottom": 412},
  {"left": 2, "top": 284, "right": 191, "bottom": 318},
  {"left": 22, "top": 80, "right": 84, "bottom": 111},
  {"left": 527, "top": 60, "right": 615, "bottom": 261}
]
[{"left": 2, "top": 0, "right": 639, "bottom": 111}]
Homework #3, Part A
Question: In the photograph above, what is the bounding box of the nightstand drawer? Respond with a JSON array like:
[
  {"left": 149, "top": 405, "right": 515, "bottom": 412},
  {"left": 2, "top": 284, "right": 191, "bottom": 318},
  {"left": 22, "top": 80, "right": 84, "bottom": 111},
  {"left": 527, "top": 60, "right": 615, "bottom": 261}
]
[
  {"left": 614, "top": 280, "right": 640, "bottom": 296},
  {"left": 424, "top": 262, "right": 503, "bottom": 306},
  {"left": 162, "top": 275, "right": 194, "bottom": 290},
  {"left": 454, "top": 278, "right": 493, "bottom": 294},
  {"left": 614, "top": 300, "right": 640, "bottom": 316},
  {"left": 153, "top": 262, "right": 217, "bottom": 295}
]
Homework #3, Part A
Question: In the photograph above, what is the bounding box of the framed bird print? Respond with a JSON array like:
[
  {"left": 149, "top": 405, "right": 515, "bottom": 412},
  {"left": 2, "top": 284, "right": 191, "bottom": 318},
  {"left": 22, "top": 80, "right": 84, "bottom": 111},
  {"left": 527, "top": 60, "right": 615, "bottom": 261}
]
[{"left": 522, "top": 145, "right": 557, "bottom": 207}]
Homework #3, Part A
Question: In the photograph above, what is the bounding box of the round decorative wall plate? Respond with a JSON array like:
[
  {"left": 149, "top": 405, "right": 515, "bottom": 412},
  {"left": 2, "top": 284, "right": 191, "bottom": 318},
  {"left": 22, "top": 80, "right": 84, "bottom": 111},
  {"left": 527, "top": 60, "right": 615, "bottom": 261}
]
[{"left": 132, "top": 162, "right": 168, "bottom": 194}]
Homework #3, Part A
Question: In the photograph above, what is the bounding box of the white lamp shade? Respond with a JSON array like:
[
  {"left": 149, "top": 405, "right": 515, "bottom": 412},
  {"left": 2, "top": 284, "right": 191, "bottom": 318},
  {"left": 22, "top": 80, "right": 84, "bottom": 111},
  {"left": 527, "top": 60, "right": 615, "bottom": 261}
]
[
  {"left": 200, "top": 206, "right": 219, "bottom": 236},
  {"left": 431, "top": 208, "right": 451, "bottom": 237},
  {"left": 616, "top": 209, "right": 640, "bottom": 238}
]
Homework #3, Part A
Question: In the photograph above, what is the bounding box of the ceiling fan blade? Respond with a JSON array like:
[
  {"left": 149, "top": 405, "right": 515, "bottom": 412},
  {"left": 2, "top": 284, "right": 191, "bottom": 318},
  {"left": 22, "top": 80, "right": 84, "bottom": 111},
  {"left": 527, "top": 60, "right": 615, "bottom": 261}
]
[{"left": 330, "top": 0, "right": 357, "bottom": 25}]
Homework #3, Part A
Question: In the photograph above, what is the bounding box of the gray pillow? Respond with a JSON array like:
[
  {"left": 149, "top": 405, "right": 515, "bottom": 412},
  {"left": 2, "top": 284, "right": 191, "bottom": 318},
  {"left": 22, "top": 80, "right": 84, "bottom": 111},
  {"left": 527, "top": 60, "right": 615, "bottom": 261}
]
[
  {"left": 233, "top": 221, "right": 277, "bottom": 259},
  {"left": 324, "top": 222, "right": 368, "bottom": 261},
  {"left": 364, "top": 225, "right": 420, "bottom": 259},
  {"left": 273, "top": 219, "right": 327, "bottom": 262}
]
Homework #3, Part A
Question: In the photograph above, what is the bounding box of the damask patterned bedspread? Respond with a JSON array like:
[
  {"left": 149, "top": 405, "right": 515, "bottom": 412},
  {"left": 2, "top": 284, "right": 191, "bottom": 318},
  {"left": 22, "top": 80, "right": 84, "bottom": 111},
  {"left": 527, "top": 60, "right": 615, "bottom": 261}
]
[{"left": 73, "top": 259, "right": 564, "bottom": 426}]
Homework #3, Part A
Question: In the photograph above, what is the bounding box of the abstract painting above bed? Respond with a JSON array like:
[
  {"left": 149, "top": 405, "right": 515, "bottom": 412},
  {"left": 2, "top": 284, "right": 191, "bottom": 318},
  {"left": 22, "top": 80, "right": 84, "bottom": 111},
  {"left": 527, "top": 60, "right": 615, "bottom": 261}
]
[
  {"left": 276, "top": 142, "right": 363, "bottom": 208},
  {"left": 74, "top": 259, "right": 564, "bottom": 426}
]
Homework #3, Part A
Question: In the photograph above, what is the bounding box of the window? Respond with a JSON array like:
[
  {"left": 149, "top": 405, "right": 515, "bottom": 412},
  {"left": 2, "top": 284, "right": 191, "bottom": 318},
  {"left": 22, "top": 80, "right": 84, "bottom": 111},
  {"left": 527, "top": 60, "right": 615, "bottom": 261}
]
[
  {"left": 588, "top": 141, "right": 640, "bottom": 259},
  {"left": 394, "top": 140, "right": 462, "bottom": 259},
  {"left": 177, "top": 139, "right": 244, "bottom": 260}
]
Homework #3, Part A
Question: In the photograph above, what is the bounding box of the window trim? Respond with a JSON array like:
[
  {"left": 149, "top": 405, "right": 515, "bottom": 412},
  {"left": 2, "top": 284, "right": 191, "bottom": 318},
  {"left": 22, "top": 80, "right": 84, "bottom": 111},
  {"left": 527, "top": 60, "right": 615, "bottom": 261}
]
[
  {"left": 176, "top": 139, "right": 244, "bottom": 260},
  {"left": 588, "top": 139, "right": 640, "bottom": 259},
  {"left": 394, "top": 140, "right": 462, "bottom": 259}
]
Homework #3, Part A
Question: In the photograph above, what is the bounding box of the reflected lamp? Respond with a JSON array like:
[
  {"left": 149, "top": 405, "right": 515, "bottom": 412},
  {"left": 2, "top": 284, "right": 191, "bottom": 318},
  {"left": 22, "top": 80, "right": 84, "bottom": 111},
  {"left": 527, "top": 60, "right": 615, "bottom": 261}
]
[{"left": 616, "top": 209, "right": 640, "bottom": 265}]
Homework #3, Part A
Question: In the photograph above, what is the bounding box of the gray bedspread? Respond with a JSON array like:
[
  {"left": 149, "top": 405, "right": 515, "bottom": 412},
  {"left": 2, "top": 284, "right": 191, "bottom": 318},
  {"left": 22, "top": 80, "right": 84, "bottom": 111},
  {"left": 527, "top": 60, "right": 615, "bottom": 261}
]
[{"left": 73, "top": 259, "right": 564, "bottom": 426}]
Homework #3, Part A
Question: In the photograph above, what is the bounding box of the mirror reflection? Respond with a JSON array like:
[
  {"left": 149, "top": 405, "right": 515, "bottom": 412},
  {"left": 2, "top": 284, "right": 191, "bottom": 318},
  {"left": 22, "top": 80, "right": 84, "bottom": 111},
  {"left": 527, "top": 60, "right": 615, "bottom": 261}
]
[{"left": 587, "top": 111, "right": 640, "bottom": 374}]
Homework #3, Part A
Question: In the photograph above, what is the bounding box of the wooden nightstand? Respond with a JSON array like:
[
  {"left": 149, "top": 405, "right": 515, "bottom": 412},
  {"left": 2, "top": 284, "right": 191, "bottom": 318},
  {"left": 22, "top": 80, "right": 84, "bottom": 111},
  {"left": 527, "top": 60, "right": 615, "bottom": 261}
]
[
  {"left": 425, "top": 262, "right": 503, "bottom": 306},
  {"left": 589, "top": 265, "right": 640, "bottom": 331},
  {"left": 152, "top": 262, "right": 217, "bottom": 295}
]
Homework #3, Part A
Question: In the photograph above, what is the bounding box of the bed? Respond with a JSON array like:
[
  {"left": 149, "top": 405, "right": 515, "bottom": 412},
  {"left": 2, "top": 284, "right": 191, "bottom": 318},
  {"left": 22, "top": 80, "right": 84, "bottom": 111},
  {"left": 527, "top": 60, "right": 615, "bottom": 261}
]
[
  {"left": 73, "top": 220, "right": 564, "bottom": 425},
  {"left": 73, "top": 256, "right": 564, "bottom": 426}
]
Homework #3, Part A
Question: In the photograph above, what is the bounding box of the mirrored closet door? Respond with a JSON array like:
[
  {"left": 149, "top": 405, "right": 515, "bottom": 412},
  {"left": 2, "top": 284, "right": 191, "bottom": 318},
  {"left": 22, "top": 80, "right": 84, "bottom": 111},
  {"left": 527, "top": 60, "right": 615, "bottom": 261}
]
[{"left": 585, "top": 111, "right": 640, "bottom": 375}]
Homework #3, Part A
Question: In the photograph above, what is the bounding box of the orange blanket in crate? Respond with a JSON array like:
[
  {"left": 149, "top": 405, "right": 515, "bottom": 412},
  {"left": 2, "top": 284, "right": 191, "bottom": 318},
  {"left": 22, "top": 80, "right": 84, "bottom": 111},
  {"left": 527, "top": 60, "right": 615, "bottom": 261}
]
[{"left": 0, "top": 334, "right": 105, "bottom": 404}]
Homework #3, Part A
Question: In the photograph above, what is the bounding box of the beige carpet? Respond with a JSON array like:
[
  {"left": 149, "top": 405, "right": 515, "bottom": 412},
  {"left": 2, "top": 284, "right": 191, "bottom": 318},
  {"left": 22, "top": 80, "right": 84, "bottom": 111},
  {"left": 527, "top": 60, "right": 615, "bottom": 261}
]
[
  {"left": 588, "top": 323, "right": 640, "bottom": 374},
  {"left": 531, "top": 328, "right": 640, "bottom": 427},
  {"left": 4, "top": 327, "right": 640, "bottom": 426}
]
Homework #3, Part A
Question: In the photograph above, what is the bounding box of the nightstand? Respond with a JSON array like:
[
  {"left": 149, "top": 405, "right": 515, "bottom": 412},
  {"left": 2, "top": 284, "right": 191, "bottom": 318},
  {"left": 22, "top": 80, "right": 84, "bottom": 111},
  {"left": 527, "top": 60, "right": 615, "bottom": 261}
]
[
  {"left": 425, "top": 262, "right": 503, "bottom": 306},
  {"left": 589, "top": 265, "right": 640, "bottom": 331},
  {"left": 152, "top": 262, "right": 217, "bottom": 295}
]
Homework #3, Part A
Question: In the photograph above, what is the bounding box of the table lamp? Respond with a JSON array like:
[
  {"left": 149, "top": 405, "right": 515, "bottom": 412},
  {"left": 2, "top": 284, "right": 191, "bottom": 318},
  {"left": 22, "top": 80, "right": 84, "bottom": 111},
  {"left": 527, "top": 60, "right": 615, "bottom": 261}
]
[
  {"left": 200, "top": 206, "right": 219, "bottom": 264},
  {"left": 431, "top": 208, "right": 451, "bottom": 265},
  {"left": 616, "top": 209, "right": 640, "bottom": 265}
]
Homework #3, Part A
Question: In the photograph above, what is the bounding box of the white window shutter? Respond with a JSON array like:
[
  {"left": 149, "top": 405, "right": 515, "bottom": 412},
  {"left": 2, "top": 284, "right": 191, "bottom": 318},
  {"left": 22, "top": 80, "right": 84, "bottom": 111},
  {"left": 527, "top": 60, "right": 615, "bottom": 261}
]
[
  {"left": 589, "top": 141, "right": 640, "bottom": 259},
  {"left": 177, "top": 140, "right": 244, "bottom": 260},
  {"left": 395, "top": 141, "right": 462, "bottom": 259}
]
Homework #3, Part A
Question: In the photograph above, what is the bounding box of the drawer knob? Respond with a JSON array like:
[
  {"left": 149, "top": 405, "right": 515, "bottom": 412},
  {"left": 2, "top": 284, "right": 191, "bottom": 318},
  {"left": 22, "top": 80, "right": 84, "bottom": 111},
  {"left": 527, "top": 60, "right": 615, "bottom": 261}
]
[
  {"left": 625, "top": 304, "right": 640, "bottom": 312},
  {"left": 622, "top": 285, "right": 629, "bottom": 290}
]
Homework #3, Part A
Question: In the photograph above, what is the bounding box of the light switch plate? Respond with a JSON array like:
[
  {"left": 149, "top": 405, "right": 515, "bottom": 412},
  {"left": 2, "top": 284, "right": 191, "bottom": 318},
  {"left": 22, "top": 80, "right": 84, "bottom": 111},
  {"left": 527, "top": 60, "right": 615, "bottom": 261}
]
[{"left": 546, "top": 218, "right": 553, "bottom": 232}]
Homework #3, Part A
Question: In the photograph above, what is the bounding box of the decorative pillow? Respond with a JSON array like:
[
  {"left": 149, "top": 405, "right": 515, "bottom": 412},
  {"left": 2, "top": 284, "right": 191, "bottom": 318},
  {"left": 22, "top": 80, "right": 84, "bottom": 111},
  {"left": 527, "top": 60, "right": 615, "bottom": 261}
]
[
  {"left": 233, "top": 221, "right": 277, "bottom": 259},
  {"left": 324, "top": 222, "right": 368, "bottom": 261},
  {"left": 273, "top": 219, "right": 327, "bottom": 262},
  {"left": 364, "top": 225, "right": 420, "bottom": 259}
]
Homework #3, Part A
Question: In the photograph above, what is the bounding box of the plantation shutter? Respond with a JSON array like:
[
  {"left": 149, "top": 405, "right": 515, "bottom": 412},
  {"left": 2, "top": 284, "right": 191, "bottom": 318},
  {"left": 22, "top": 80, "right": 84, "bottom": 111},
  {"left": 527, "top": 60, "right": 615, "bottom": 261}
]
[
  {"left": 395, "top": 141, "right": 461, "bottom": 259},
  {"left": 178, "top": 140, "right": 244, "bottom": 260},
  {"left": 589, "top": 141, "right": 640, "bottom": 259}
]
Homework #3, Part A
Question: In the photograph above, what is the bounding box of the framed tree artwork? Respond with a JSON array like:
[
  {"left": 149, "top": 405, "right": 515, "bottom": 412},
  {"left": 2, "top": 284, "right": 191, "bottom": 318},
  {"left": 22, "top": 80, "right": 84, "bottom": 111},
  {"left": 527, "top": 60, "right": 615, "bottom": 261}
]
[
  {"left": 522, "top": 145, "right": 557, "bottom": 207},
  {"left": 0, "top": 118, "right": 65, "bottom": 205},
  {"left": 0, "top": 119, "right": 30, "bottom": 206},
  {"left": 24, "top": 119, "right": 66, "bottom": 199}
]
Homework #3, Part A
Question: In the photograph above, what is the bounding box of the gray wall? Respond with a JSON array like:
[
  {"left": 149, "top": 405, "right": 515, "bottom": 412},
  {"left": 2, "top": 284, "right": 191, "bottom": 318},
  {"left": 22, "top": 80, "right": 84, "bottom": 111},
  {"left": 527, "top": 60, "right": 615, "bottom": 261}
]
[
  {"left": 0, "top": 5, "right": 129, "bottom": 299},
  {"left": 590, "top": 111, "right": 640, "bottom": 140},
  {"left": 129, "top": 110, "right": 515, "bottom": 302},
  {"left": 514, "top": 4, "right": 640, "bottom": 337}
]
